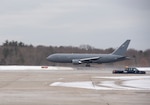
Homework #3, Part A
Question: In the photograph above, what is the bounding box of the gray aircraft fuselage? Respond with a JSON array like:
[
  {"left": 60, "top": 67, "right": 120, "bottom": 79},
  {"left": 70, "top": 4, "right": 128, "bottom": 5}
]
[
  {"left": 47, "top": 40, "right": 130, "bottom": 66},
  {"left": 47, "top": 53, "right": 126, "bottom": 64}
]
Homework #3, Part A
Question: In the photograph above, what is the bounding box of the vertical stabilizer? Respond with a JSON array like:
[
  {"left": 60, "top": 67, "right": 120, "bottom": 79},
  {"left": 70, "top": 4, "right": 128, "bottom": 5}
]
[{"left": 112, "top": 40, "right": 130, "bottom": 56}]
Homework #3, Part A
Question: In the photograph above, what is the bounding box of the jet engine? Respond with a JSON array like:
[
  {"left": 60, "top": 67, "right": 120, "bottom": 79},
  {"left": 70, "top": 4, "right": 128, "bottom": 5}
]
[{"left": 72, "top": 59, "right": 82, "bottom": 65}]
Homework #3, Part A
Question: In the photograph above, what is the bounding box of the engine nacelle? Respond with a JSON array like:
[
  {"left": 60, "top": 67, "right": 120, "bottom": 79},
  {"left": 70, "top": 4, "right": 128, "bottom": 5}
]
[{"left": 72, "top": 59, "right": 82, "bottom": 65}]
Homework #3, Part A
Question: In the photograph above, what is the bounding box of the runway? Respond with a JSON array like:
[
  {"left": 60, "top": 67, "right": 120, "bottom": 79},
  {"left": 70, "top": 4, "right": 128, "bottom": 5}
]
[{"left": 0, "top": 66, "right": 150, "bottom": 105}]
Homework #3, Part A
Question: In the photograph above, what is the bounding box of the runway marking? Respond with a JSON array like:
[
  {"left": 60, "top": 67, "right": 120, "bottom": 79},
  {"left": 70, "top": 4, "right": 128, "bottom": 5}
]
[{"left": 50, "top": 76, "right": 150, "bottom": 90}]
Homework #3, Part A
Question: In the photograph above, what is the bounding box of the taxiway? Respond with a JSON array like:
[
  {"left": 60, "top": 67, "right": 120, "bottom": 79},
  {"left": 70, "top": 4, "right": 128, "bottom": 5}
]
[{"left": 0, "top": 66, "right": 150, "bottom": 105}]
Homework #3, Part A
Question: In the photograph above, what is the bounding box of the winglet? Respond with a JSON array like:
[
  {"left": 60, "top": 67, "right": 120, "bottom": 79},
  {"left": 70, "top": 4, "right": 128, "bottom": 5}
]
[{"left": 112, "top": 40, "right": 130, "bottom": 56}]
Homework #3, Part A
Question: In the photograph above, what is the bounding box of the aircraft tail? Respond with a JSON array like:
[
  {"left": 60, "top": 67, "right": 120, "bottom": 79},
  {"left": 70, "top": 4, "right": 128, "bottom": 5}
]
[{"left": 112, "top": 40, "right": 130, "bottom": 56}]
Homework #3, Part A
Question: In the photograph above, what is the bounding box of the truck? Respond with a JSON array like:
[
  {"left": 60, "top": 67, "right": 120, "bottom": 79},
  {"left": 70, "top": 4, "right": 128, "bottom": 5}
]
[{"left": 113, "top": 67, "right": 146, "bottom": 74}]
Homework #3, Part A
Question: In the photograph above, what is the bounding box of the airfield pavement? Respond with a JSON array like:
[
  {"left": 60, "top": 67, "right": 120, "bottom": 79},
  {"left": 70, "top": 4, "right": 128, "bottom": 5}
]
[{"left": 0, "top": 66, "right": 150, "bottom": 105}]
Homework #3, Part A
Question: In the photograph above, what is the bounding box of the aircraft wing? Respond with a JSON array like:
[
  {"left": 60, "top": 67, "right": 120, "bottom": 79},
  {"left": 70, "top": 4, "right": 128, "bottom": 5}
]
[{"left": 80, "top": 56, "right": 100, "bottom": 63}]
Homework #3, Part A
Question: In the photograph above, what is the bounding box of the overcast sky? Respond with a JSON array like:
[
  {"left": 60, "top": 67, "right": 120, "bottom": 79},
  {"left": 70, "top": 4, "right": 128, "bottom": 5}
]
[{"left": 0, "top": 0, "right": 150, "bottom": 50}]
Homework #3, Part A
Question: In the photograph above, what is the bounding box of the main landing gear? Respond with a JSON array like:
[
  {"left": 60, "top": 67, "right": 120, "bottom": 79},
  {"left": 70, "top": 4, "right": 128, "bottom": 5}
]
[{"left": 86, "top": 63, "right": 91, "bottom": 67}]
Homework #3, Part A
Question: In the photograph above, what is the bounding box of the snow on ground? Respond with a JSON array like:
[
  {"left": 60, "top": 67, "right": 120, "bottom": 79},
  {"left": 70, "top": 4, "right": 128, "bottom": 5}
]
[
  {"left": 0, "top": 65, "right": 74, "bottom": 70},
  {"left": 123, "top": 79, "right": 150, "bottom": 89},
  {"left": 50, "top": 76, "right": 150, "bottom": 90},
  {"left": 98, "top": 81, "right": 136, "bottom": 90},
  {"left": 136, "top": 67, "right": 150, "bottom": 71},
  {"left": 94, "top": 76, "right": 150, "bottom": 80},
  {"left": 51, "top": 81, "right": 95, "bottom": 89}
]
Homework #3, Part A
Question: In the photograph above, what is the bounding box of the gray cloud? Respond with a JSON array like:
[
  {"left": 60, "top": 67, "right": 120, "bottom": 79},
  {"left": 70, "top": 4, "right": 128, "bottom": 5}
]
[{"left": 0, "top": 0, "right": 150, "bottom": 50}]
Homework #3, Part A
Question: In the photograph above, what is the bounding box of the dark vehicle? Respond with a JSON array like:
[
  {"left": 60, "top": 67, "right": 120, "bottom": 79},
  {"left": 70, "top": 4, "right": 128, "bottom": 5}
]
[{"left": 113, "top": 67, "right": 146, "bottom": 74}]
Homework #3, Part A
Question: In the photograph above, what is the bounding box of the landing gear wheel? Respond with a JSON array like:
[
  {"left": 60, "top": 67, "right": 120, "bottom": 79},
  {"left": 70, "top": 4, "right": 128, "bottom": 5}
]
[{"left": 86, "top": 63, "right": 90, "bottom": 67}]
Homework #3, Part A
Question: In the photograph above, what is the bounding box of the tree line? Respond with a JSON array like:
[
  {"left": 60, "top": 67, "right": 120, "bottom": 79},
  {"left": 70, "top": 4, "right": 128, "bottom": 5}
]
[{"left": 0, "top": 40, "right": 150, "bottom": 67}]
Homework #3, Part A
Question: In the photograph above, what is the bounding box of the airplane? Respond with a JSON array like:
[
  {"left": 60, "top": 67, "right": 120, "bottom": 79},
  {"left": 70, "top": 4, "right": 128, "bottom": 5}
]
[{"left": 47, "top": 40, "right": 131, "bottom": 67}]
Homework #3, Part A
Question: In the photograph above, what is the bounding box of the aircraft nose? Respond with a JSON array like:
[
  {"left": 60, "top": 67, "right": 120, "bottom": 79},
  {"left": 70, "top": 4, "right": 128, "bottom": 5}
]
[
  {"left": 46, "top": 54, "right": 56, "bottom": 61},
  {"left": 46, "top": 55, "right": 52, "bottom": 61}
]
